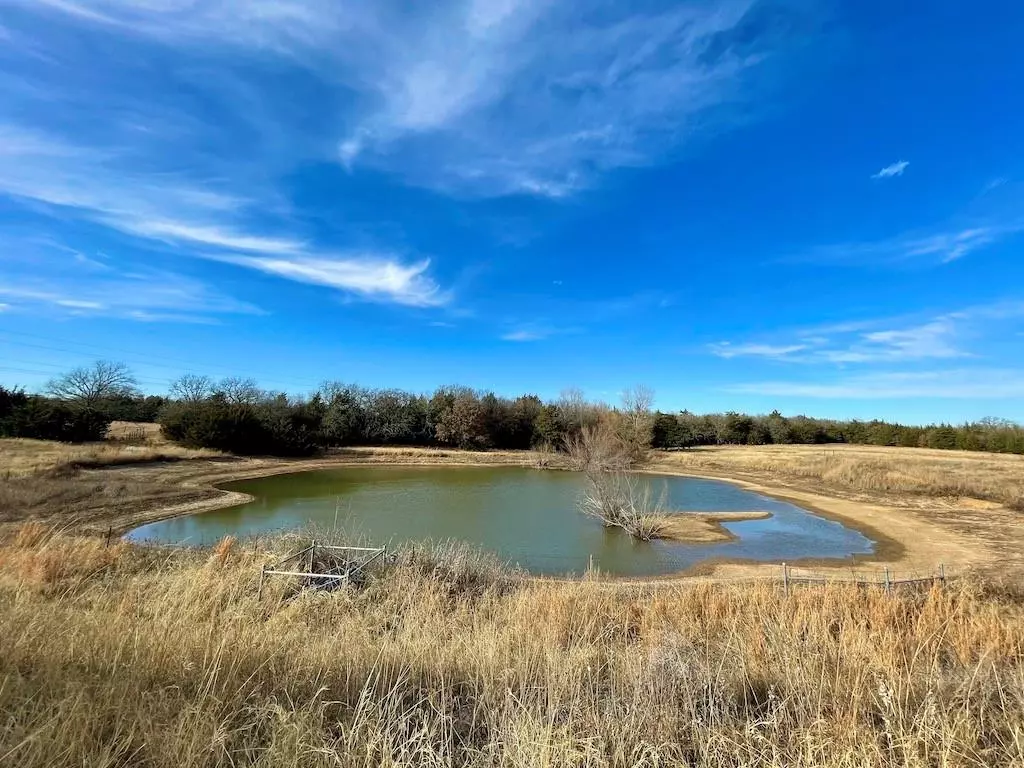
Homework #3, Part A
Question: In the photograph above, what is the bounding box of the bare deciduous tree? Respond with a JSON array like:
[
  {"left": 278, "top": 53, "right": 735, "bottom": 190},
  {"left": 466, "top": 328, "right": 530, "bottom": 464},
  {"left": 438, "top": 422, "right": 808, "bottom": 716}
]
[
  {"left": 169, "top": 374, "right": 214, "bottom": 403},
  {"left": 564, "top": 421, "right": 632, "bottom": 471},
  {"left": 618, "top": 384, "right": 655, "bottom": 461},
  {"left": 578, "top": 471, "right": 669, "bottom": 541},
  {"left": 217, "top": 377, "right": 263, "bottom": 405},
  {"left": 557, "top": 387, "right": 588, "bottom": 432},
  {"left": 46, "top": 361, "right": 139, "bottom": 408}
]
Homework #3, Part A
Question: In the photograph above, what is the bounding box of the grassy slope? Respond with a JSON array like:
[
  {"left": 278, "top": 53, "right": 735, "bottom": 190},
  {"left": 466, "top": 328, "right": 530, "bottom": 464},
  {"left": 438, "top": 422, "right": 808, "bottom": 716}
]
[
  {"left": 650, "top": 444, "right": 1024, "bottom": 509},
  {"left": 1, "top": 527, "right": 1022, "bottom": 767}
]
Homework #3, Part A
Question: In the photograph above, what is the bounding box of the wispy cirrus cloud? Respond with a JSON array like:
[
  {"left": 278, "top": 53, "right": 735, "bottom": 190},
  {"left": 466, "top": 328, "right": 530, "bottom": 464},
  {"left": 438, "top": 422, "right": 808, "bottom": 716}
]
[
  {"left": 501, "top": 330, "right": 546, "bottom": 342},
  {"left": 204, "top": 253, "right": 445, "bottom": 307},
  {"left": 798, "top": 223, "right": 1018, "bottom": 266},
  {"left": 3, "top": 0, "right": 810, "bottom": 199},
  {"left": 0, "top": 0, "right": 797, "bottom": 313},
  {"left": 0, "top": 123, "right": 446, "bottom": 307},
  {"left": 0, "top": 1, "right": 452, "bottom": 310},
  {"left": 710, "top": 300, "right": 1024, "bottom": 365},
  {"left": 872, "top": 160, "right": 909, "bottom": 179},
  {"left": 333, "top": 0, "right": 804, "bottom": 197},
  {"left": 728, "top": 369, "right": 1024, "bottom": 400},
  {"left": 0, "top": 269, "right": 262, "bottom": 323},
  {"left": 708, "top": 342, "right": 809, "bottom": 360}
]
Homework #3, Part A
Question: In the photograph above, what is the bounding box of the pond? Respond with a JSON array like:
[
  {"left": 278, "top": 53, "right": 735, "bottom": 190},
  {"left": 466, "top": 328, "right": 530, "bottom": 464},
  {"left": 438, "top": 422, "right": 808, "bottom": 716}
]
[{"left": 127, "top": 466, "right": 876, "bottom": 577}]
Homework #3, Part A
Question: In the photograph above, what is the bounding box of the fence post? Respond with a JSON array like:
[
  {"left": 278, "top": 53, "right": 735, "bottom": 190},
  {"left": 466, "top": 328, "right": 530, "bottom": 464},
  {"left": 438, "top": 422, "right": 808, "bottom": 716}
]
[
  {"left": 883, "top": 566, "right": 891, "bottom": 595},
  {"left": 257, "top": 564, "right": 265, "bottom": 601},
  {"left": 105, "top": 526, "right": 113, "bottom": 548},
  {"left": 782, "top": 562, "right": 789, "bottom": 597},
  {"left": 309, "top": 540, "right": 316, "bottom": 574},
  {"left": 939, "top": 563, "right": 946, "bottom": 585}
]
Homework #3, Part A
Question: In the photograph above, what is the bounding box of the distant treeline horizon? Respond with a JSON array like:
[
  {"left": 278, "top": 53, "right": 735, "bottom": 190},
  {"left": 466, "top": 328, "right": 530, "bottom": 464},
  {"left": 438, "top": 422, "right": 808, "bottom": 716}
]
[{"left": 2, "top": 361, "right": 1023, "bottom": 456}]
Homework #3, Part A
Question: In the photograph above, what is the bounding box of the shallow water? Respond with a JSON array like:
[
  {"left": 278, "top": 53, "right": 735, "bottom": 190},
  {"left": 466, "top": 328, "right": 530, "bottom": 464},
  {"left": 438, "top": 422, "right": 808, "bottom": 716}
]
[{"left": 127, "top": 466, "right": 875, "bottom": 576}]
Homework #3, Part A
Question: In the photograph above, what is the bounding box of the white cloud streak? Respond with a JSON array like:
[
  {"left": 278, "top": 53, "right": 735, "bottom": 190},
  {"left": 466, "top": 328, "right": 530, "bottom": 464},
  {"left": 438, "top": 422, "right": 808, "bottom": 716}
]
[
  {"left": 501, "top": 329, "right": 548, "bottom": 342},
  {"left": 0, "top": 0, "right": 807, "bottom": 318},
  {"left": 0, "top": 124, "right": 447, "bottom": 306},
  {"left": 4, "top": 0, "right": 800, "bottom": 198},
  {"left": 710, "top": 301, "right": 1024, "bottom": 365},
  {"left": 872, "top": 160, "right": 909, "bottom": 179},
  {"left": 709, "top": 342, "right": 809, "bottom": 359},
  {"left": 800, "top": 224, "right": 1019, "bottom": 266},
  {"left": 204, "top": 253, "right": 445, "bottom": 307},
  {"left": 729, "top": 369, "right": 1024, "bottom": 399},
  {"left": 0, "top": 269, "right": 261, "bottom": 322}
]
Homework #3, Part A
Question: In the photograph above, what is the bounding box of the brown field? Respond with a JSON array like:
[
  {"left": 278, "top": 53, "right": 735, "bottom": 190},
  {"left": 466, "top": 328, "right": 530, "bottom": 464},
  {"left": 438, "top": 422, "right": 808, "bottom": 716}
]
[
  {"left": 2, "top": 436, "right": 1024, "bottom": 764},
  {"left": 649, "top": 443, "right": 1024, "bottom": 509},
  {"left": 1, "top": 526, "right": 1022, "bottom": 767},
  {"left": 1, "top": 421, "right": 219, "bottom": 479}
]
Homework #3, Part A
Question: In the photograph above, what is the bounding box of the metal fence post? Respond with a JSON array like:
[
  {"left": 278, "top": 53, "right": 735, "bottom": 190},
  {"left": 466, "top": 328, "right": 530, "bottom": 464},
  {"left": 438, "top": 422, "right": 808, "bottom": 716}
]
[
  {"left": 883, "top": 566, "right": 891, "bottom": 595},
  {"left": 257, "top": 564, "right": 265, "bottom": 601},
  {"left": 782, "top": 562, "right": 789, "bottom": 597},
  {"left": 939, "top": 563, "right": 946, "bottom": 585}
]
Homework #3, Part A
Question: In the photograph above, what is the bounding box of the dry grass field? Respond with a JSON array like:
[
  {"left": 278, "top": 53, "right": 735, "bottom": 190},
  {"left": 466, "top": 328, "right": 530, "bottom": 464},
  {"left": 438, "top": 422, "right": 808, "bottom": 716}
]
[
  {"left": 2, "top": 435, "right": 1024, "bottom": 764},
  {"left": 1, "top": 525, "right": 1022, "bottom": 767},
  {"left": 1, "top": 422, "right": 219, "bottom": 479},
  {"left": 650, "top": 444, "right": 1024, "bottom": 509}
]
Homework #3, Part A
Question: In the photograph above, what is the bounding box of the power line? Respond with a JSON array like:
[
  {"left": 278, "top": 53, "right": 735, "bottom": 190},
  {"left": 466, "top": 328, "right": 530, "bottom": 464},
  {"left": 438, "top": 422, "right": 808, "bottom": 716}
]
[
  {"left": 0, "top": 362, "right": 169, "bottom": 388},
  {"left": 0, "top": 328, "right": 222, "bottom": 371},
  {"left": 0, "top": 331, "right": 326, "bottom": 392}
]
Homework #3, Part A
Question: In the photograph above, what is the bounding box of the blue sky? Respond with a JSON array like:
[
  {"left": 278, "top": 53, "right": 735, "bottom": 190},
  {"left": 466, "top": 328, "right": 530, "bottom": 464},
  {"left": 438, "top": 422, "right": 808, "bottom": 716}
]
[{"left": 1, "top": 0, "right": 1023, "bottom": 423}]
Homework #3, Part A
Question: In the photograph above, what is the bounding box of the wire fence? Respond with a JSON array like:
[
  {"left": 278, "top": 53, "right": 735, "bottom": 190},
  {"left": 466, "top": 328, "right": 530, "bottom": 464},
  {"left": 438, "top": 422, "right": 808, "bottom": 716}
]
[
  {"left": 257, "top": 539, "right": 388, "bottom": 598},
  {"left": 780, "top": 562, "right": 948, "bottom": 595}
]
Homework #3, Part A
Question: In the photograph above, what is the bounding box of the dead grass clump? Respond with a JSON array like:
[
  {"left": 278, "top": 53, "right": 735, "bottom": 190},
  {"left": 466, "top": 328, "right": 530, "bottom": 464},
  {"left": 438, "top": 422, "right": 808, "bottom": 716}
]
[
  {"left": 212, "top": 535, "right": 238, "bottom": 566},
  {"left": 393, "top": 539, "right": 524, "bottom": 599},
  {"left": 10, "top": 521, "right": 52, "bottom": 549},
  {"left": 532, "top": 442, "right": 558, "bottom": 468},
  {"left": 1, "top": 528, "right": 126, "bottom": 593}
]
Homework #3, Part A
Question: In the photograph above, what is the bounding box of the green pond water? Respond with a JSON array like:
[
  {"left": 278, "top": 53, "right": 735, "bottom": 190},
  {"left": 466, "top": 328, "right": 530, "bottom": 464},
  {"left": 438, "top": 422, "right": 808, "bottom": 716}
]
[{"left": 127, "top": 466, "right": 875, "bottom": 576}]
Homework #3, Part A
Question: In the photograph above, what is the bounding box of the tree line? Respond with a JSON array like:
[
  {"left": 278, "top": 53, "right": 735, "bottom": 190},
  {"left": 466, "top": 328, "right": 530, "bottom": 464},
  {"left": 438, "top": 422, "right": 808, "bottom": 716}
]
[
  {"left": 1, "top": 361, "right": 165, "bottom": 442},
  {"left": 651, "top": 410, "right": 1024, "bottom": 454},
  {"left": 1, "top": 360, "right": 1022, "bottom": 456}
]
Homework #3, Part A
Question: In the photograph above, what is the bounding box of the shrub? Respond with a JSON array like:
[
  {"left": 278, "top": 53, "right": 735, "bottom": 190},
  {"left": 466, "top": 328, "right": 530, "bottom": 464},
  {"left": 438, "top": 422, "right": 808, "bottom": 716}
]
[
  {"left": 0, "top": 387, "right": 111, "bottom": 442},
  {"left": 159, "top": 397, "right": 322, "bottom": 456}
]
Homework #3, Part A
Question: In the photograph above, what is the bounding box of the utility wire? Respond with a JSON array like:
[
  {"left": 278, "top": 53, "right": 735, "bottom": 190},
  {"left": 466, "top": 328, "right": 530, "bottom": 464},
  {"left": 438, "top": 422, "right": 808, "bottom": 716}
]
[{"left": 0, "top": 332, "right": 326, "bottom": 392}]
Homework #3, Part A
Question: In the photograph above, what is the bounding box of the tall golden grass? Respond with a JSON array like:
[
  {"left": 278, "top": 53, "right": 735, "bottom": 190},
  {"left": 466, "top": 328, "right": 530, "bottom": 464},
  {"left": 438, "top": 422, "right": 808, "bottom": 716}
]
[
  {"left": 652, "top": 444, "right": 1024, "bottom": 509},
  {"left": 1, "top": 527, "right": 1022, "bottom": 767},
  {"left": 0, "top": 437, "right": 220, "bottom": 479}
]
